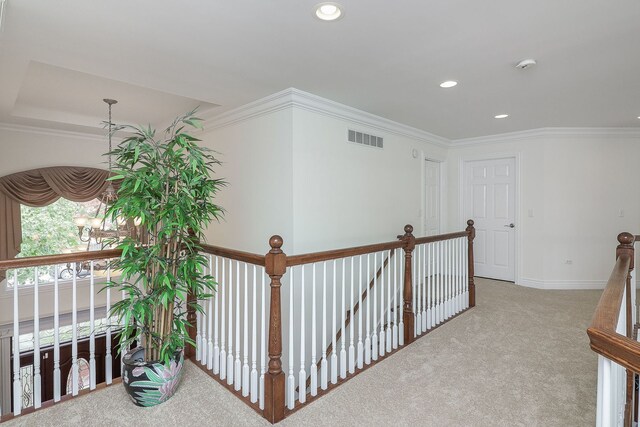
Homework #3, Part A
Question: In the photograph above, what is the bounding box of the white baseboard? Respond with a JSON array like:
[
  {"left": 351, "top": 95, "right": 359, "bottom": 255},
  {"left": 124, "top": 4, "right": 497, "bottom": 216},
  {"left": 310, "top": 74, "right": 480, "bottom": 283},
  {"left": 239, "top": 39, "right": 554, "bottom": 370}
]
[{"left": 517, "top": 277, "right": 607, "bottom": 290}]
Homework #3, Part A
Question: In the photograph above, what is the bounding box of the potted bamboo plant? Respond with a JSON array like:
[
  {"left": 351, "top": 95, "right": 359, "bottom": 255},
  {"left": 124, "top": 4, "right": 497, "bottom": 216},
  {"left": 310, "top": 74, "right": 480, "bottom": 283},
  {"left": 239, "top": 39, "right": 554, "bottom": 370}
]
[{"left": 104, "top": 110, "right": 224, "bottom": 406}]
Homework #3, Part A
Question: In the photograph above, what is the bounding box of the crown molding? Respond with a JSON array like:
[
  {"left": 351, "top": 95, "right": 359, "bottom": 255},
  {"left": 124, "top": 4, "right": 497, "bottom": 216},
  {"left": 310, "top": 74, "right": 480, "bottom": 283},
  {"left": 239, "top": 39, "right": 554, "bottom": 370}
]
[
  {"left": 0, "top": 122, "right": 105, "bottom": 143},
  {"left": 451, "top": 127, "right": 640, "bottom": 146},
  {"left": 202, "top": 88, "right": 451, "bottom": 148}
]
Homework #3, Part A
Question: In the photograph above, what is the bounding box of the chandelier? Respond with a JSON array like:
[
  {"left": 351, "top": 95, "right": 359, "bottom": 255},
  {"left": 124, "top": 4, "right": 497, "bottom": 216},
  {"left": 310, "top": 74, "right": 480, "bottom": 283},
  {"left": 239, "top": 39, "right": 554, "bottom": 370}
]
[{"left": 73, "top": 99, "right": 139, "bottom": 249}]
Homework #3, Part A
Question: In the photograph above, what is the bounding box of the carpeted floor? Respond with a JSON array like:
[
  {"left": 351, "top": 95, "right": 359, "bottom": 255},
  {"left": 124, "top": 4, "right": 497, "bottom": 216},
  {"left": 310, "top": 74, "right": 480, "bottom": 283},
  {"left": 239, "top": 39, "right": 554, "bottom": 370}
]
[{"left": 4, "top": 278, "right": 601, "bottom": 426}]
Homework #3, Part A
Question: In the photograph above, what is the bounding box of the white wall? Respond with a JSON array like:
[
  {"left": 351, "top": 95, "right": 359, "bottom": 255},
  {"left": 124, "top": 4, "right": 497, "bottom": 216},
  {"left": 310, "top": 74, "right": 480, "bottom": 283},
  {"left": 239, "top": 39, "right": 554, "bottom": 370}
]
[
  {"left": 291, "top": 106, "right": 448, "bottom": 254},
  {"left": 0, "top": 125, "right": 107, "bottom": 175},
  {"left": 447, "top": 132, "right": 640, "bottom": 289},
  {"left": 199, "top": 89, "right": 449, "bottom": 256},
  {"left": 199, "top": 108, "right": 294, "bottom": 254}
]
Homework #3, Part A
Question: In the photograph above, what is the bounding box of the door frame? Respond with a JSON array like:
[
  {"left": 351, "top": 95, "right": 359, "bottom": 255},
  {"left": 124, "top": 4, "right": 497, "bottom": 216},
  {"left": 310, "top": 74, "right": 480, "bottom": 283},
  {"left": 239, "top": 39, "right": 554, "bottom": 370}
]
[
  {"left": 421, "top": 154, "right": 445, "bottom": 237},
  {"left": 459, "top": 152, "right": 521, "bottom": 284}
]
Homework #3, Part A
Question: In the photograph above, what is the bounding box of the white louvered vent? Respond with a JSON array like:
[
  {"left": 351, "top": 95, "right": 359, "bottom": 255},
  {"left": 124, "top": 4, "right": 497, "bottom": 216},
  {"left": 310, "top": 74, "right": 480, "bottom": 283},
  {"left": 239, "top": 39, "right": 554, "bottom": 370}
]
[{"left": 348, "top": 129, "right": 383, "bottom": 149}]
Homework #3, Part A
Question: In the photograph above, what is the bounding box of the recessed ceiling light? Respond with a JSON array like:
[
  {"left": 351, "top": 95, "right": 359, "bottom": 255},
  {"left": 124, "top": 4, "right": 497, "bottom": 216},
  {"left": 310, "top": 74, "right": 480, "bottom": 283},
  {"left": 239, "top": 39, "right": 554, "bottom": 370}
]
[
  {"left": 439, "top": 80, "right": 458, "bottom": 88},
  {"left": 315, "top": 2, "right": 343, "bottom": 21},
  {"left": 494, "top": 114, "right": 509, "bottom": 119}
]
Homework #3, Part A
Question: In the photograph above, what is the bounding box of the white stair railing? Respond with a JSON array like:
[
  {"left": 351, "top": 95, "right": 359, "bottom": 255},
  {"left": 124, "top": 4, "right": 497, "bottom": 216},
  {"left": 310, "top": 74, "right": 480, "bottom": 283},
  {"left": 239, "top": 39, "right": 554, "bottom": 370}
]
[{"left": 0, "top": 251, "right": 123, "bottom": 416}]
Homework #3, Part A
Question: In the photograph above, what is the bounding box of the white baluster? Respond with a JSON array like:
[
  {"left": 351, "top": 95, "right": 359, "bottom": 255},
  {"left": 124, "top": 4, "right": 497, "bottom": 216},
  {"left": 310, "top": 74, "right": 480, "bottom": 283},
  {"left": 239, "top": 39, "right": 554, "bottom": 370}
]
[
  {"left": 287, "top": 268, "right": 295, "bottom": 409},
  {"left": 340, "top": 258, "right": 347, "bottom": 379},
  {"left": 207, "top": 255, "right": 214, "bottom": 370},
  {"left": 426, "top": 243, "right": 432, "bottom": 330},
  {"left": 331, "top": 260, "right": 338, "bottom": 384},
  {"left": 234, "top": 261, "right": 241, "bottom": 391},
  {"left": 451, "top": 239, "right": 455, "bottom": 316},
  {"left": 242, "top": 263, "right": 249, "bottom": 396},
  {"left": 53, "top": 267, "right": 61, "bottom": 402},
  {"left": 443, "top": 240, "right": 448, "bottom": 319},
  {"left": 365, "top": 254, "right": 371, "bottom": 364},
  {"left": 460, "top": 237, "right": 465, "bottom": 311},
  {"left": 33, "top": 267, "right": 41, "bottom": 408},
  {"left": 422, "top": 244, "right": 427, "bottom": 332},
  {"left": 105, "top": 264, "right": 112, "bottom": 385},
  {"left": 436, "top": 241, "right": 441, "bottom": 325},
  {"left": 372, "top": 253, "right": 379, "bottom": 361},
  {"left": 250, "top": 264, "right": 258, "bottom": 403},
  {"left": 392, "top": 249, "right": 399, "bottom": 349},
  {"left": 200, "top": 277, "right": 207, "bottom": 366},
  {"left": 416, "top": 244, "right": 422, "bottom": 335},
  {"left": 299, "top": 265, "right": 307, "bottom": 403},
  {"left": 386, "top": 250, "right": 392, "bottom": 353},
  {"left": 220, "top": 258, "right": 227, "bottom": 380},
  {"left": 12, "top": 270, "right": 21, "bottom": 415},
  {"left": 227, "top": 259, "right": 233, "bottom": 385},
  {"left": 464, "top": 235, "right": 469, "bottom": 308},
  {"left": 357, "top": 255, "right": 364, "bottom": 368},
  {"left": 446, "top": 239, "right": 451, "bottom": 319},
  {"left": 379, "top": 252, "right": 385, "bottom": 356},
  {"left": 348, "top": 256, "right": 356, "bottom": 374},
  {"left": 413, "top": 246, "right": 417, "bottom": 338},
  {"left": 399, "top": 247, "right": 405, "bottom": 347},
  {"left": 213, "top": 256, "right": 220, "bottom": 374},
  {"left": 439, "top": 240, "right": 445, "bottom": 323},
  {"left": 456, "top": 238, "right": 461, "bottom": 313},
  {"left": 259, "top": 267, "right": 266, "bottom": 410},
  {"left": 196, "top": 280, "right": 202, "bottom": 362},
  {"left": 88, "top": 262, "right": 96, "bottom": 391},
  {"left": 310, "top": 263, "right": 318, "bottom": 396},
  {"left": 71, "top": 263, "right": 79, "bottom": 396},
  {"left": 321, "top": 262, "right": 328, "bottom": 390},
  {"left": 433, "top": 242, "right": 439, "bottom": 325}
]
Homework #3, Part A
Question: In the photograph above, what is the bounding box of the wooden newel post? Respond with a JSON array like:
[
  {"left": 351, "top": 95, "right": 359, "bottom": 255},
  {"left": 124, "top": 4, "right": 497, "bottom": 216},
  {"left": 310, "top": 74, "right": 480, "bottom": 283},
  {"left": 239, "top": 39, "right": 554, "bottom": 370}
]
[
  {"left": 399, "top": 224, "right": 416, "bottom": 345},
  {"left": 264, "top": 235, "right": 286, "bottom": 424},
  {"left": 466, "top": 220, "right": 476, "bottom": 308},
  {"left": 616, "top": 232, "right": 635, "bottom": 427}
]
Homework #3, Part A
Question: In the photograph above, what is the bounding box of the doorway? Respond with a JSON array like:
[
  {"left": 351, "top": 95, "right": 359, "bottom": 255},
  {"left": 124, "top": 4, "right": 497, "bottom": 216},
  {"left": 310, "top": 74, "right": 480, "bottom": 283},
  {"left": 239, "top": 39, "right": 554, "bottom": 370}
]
[{"left": 463, "top": 157, "right": 517, "bottom": 282}]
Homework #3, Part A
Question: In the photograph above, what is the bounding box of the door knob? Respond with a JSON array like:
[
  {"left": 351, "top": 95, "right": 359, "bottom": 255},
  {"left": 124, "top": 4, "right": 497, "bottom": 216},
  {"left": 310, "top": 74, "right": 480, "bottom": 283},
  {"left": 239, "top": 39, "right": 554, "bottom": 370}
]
[{"left": 504, "top": 223, "right": 515, "bottom": 228}]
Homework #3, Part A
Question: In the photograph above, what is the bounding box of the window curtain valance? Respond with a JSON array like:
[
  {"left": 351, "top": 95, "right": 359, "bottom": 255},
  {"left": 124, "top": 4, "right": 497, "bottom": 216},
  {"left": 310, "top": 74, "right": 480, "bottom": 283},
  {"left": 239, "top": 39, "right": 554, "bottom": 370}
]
[{"left": 0, "top": 166, "right": 117, "bottom": 281}]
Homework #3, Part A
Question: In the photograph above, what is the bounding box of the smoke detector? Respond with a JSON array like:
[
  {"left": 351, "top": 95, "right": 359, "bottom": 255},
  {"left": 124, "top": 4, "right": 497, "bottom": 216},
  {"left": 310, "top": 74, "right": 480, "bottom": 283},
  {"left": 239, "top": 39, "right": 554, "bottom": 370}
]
[{"left": 515, "top": 59, "right": 537, "bottom": 70}]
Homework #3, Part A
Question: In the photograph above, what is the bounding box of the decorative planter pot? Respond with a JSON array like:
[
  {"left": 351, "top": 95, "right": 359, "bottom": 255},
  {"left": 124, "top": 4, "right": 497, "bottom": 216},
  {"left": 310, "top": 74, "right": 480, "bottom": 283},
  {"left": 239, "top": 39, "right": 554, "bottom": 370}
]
[{"left": 122, "top": 347, "right": 184, "bottom": 407}]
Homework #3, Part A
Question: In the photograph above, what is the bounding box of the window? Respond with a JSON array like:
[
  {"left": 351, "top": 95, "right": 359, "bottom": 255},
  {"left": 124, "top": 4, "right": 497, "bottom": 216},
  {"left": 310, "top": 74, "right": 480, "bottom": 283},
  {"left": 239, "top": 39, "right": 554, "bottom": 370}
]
[{"left": 7, "top": 198, "right": 100, "bottom": 287}]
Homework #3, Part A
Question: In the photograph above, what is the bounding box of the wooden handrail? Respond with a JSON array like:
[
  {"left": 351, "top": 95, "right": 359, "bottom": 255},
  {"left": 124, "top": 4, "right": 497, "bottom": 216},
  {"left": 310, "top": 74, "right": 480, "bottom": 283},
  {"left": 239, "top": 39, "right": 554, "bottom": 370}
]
[
  {"left": 0, "top": 248, "right": 123, "bottom": 271},
  {"left": 0, "top": 231, "right": 469, "bottom": 273},
  {"left": 287, "top": 240, "right": 405, "bottom": 267},
  {"left": 414, "top": 231, "right": 469, "bottom": 245},
  {"left": 587, "top": 233, "right": 640, "bottom": 372},
  {"left": 199, "top": 243, "right": 266, "bottom": 266}
]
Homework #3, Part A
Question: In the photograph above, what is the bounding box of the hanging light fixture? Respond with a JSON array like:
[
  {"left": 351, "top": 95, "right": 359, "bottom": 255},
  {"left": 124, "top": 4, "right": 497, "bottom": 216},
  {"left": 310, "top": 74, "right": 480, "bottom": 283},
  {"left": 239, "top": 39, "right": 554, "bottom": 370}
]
[{"left": 73, "top": 99, "right": 137, "bottom": 249}]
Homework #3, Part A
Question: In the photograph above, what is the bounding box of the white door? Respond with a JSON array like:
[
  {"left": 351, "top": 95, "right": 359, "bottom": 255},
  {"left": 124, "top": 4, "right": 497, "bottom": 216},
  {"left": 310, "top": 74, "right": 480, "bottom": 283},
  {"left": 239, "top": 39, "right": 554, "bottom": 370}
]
[
  {"left": 424, "top": 160, "right": 440, "bottom": 236},
  {"left": 463, "top": 157, "right": 516, "bottom": 281}
]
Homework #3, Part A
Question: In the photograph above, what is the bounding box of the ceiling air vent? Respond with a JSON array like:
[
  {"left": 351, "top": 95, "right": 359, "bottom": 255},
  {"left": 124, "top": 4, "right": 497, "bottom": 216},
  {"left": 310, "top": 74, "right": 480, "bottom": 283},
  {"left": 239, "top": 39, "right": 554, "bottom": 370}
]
[{"left": 348, "top": 129, "right": 383, "bottom": 149}]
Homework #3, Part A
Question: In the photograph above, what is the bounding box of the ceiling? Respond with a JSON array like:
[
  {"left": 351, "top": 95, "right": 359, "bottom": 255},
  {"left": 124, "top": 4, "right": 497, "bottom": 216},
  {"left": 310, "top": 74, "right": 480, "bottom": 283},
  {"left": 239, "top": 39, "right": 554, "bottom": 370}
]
[{"left": 0, "top": 0, "right": 639, "bottom": 140}]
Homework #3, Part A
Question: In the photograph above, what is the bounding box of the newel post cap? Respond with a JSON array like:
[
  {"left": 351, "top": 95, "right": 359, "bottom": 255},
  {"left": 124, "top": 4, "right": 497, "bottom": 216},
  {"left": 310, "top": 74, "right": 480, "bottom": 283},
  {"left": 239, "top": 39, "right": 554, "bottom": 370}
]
[
  {"left": 269, "top": 235, "right": 283, "bottom": 250},
  {"left": 617, "top": 232, "right": 634, "bottom": 246}
]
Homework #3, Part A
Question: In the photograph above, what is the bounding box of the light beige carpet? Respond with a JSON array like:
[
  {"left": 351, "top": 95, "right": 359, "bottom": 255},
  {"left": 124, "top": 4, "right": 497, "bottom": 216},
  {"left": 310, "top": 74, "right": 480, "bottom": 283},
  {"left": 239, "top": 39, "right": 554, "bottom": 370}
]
[{"left": 4, "top": 278, "right": 600, "bottom": 426}]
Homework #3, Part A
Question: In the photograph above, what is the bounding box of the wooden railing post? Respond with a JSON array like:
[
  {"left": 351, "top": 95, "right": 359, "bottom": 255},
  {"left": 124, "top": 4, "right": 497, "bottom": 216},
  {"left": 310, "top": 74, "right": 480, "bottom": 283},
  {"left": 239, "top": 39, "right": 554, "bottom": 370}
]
[
  {"left": 616, "top": 233, "right": 635, "bottom": 338},
  {"left": 399, "top": 224, "right": 416, "bottom": 345},
  {"left": 466, "top": 220, "right": 476, "bottom": 308},
  {"left": 617, "top": 232, "right": 635, "bottom": 427},
  {"left": 264, "top": 235, "right": 286, "bottom": 423}
]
